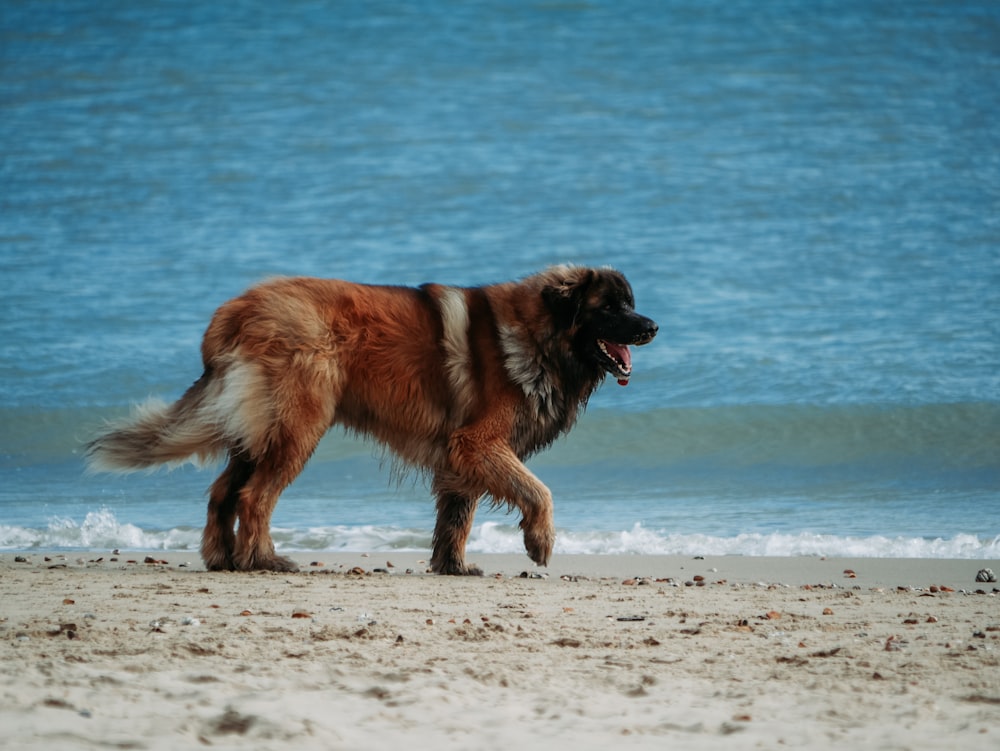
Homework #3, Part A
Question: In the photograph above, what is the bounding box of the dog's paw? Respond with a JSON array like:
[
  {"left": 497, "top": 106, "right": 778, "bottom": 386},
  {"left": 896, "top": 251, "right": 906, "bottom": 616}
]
[
  {"left": 432, "top": 558, "right": 484, "bottom": 576},
  {"left": 234, "top": 552, "right": 300, "bottom": 573},
  {"left": 522, "top": 524, "right": 554, "bottom": 568},
  {"left": 266, "top": 555, "right": 300, "bottom": 573},
  {"left": 202, "top": 548, "right": 235, "bottom": 572}
]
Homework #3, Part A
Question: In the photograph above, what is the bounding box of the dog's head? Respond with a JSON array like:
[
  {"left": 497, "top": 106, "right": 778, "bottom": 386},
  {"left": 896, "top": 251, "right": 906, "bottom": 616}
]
[{"left": 542, "top": 266, "right": 658, "bottom": 386}]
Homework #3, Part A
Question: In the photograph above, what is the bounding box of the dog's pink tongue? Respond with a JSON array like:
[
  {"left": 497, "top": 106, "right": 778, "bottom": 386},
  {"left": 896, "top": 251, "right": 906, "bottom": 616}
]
[{"left": 603, "top": 341, "right": 632, "bottom": 386}]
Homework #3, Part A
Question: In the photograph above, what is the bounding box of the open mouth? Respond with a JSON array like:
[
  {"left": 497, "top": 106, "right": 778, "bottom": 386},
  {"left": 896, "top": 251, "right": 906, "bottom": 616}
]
[{"left": 597, "top": 339, "right": 633, "bottom": 384}]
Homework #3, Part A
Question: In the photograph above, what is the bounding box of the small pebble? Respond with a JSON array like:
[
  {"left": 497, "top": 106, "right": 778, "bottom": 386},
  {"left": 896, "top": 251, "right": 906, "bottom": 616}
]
[{"left": 884, "top": 635, "right": 905, "bottom": 651}]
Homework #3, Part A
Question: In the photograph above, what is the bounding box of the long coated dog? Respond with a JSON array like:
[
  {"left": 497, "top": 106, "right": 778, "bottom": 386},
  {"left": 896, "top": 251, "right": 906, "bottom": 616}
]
[{"left": 86, "top": 265, "right": 657, "bottom": 574}]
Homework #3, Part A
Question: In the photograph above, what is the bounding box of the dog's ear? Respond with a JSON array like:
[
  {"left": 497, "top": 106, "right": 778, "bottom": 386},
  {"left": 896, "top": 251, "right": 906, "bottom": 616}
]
[{"left": 542, "top": 267, "right": 595, "bottom": 329}]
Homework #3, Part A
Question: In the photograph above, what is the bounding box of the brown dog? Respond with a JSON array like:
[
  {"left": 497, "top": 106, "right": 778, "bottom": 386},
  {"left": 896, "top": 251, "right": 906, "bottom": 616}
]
[{"left": 86, "top": 266, "right": 657, "bottom": 574}]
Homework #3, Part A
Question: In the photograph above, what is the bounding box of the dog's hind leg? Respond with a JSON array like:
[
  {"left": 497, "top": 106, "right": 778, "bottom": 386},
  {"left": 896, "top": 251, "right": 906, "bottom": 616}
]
[
  {"left": 216, "top": 350, "right": 339, "bottom": 572},
  {"left": 201, "top": 453, "right": 255, "bottom": 571},
  {"left": 430, "top": 479, "right": 483, "bottom": 576},
  {"left": 230, "top": 452, "right": 303, "bottom": 573},
  {"left": 230, "top": 415, "right": 331, "bottom": 573},
  {"left": 232, "top": 470, "right": 298, "bottom": 572}
]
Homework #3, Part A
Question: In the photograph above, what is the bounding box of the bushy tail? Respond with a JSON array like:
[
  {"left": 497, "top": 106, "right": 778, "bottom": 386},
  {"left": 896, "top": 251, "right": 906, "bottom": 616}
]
[{"left": 85, "top": 378, "right": 227, "bottom": 473}]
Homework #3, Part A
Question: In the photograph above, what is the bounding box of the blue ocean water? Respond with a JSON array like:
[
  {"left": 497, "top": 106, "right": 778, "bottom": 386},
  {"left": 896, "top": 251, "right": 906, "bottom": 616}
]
[{"left": 2, "top": 0, "right": 998, "bottom": 559}]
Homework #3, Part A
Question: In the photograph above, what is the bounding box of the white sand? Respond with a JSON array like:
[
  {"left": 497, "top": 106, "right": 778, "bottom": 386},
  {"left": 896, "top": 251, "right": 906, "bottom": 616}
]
[{"left": 2, "top": 552, "right": 998, "bottom": 750}]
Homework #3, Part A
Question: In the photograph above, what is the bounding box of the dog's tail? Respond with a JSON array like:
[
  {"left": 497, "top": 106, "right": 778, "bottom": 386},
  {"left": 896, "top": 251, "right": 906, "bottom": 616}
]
[{"left": 85, "top": 376, "right": 230, "bottom": 473}]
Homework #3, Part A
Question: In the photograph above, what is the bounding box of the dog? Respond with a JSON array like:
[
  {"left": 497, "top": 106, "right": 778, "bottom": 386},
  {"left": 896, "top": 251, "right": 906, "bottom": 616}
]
[{"left": 86, "top": 265, "right": 657, "bottom": 574}]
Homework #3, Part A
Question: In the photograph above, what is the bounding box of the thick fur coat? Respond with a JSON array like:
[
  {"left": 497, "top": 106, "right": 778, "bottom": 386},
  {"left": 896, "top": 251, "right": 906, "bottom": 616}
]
[{"left": 87, "top": 266, "right": 657, "bottom": 574}]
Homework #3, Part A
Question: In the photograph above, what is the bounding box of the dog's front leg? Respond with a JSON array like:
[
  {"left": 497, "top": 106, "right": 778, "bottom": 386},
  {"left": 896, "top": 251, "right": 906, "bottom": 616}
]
[
  {"left": 517, "top": 481, "right": 555, "bottom": 567},
  {"left": 448, "top": 428, "right": 555, "bottom": 568},
  {"left": 429, "top": 479, "right": 484, "bottom": 576}
]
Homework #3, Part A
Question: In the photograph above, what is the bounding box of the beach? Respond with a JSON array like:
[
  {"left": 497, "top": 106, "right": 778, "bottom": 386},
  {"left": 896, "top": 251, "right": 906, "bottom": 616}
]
[
  {"left": 2, "top": 552, "right": 997, "bottom": 750},
  {"left": 4, "top": 4, "right": 999, "bottom": 748}
]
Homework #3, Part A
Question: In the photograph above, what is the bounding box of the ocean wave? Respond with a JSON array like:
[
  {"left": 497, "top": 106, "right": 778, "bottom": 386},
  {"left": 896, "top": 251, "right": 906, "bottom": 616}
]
[
  {"left": 468, "top": 522, "right": 998, "bottom": 559},
  {"left": 0, "top": 508, "right": 202, "bottom": 552},
  {"left": 6, "top": 401, "right": 998, "bottom": 475},
  {"left": 2, "top": 510, "right": 996, "bottom": 560},
  {"left": 540, "top": 402, "right": 1000, "bottom": 471}
]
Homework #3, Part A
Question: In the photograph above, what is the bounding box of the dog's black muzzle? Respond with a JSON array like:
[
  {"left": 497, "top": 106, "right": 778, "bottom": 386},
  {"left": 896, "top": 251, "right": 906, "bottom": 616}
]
[{"left": 629, "top": 314, "right": 658, "bottom": 346}]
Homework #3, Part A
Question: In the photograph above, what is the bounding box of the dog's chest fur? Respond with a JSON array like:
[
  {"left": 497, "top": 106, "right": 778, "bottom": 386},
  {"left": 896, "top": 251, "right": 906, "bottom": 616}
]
[
  {"left": 427, "top": 281, "right": 600, "bottom": 462},
  {"left": 497, "top": 322, "right": 595, "bottom": 459}
]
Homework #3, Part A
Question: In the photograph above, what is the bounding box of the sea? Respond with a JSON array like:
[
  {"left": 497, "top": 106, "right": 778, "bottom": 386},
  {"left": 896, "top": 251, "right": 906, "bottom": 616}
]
[{"left": 2, "top": 0, "right": 998, "bottom": 560}]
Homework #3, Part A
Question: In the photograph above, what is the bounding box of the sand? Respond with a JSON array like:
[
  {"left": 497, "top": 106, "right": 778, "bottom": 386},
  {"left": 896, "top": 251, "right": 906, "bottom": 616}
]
[{"left": 1, "top": 551, "right": 998, "bottom": 750}]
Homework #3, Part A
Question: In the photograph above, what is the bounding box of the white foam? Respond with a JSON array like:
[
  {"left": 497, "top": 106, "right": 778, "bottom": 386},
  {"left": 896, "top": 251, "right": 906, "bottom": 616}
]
[
  {"left": 2, "top": 512, "right": 997, "bottom": 560},
  {"left": 0, "top": 508, "right": 201, "bottom": 552},
  {"left": 466, "top": 522, "right": 999, "bottom": 559}
]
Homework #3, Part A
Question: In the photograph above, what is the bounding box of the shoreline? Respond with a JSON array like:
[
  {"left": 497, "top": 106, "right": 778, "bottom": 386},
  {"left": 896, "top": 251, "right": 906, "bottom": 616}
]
[
  {"left": 2, "top": 552, "right": 998, "bottom": 750},
  {"left": 5, "top": 551, "right": 998, "bottom": 589}
]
